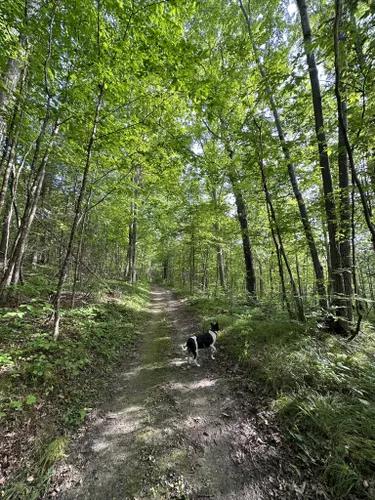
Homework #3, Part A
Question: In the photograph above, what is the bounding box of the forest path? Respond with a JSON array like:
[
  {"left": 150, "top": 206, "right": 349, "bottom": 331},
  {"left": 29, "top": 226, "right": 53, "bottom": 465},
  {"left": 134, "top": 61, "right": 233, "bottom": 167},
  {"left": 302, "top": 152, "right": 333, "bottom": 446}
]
[{"left": 51, "top": 286, "right": 296, "bottom": 499}]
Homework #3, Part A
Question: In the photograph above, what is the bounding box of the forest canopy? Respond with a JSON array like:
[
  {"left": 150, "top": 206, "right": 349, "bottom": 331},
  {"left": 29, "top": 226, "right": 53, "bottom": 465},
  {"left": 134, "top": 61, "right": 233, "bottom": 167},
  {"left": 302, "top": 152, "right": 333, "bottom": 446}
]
[{"left": 0, "top": 0, "right": 375, "bottom": 329}]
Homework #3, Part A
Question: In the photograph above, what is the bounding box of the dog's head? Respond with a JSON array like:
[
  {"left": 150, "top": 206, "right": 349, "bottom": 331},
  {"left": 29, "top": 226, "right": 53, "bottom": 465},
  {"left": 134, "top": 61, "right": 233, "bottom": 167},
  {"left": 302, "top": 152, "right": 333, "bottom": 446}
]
[{"left": 210, "top": 321, "right": 219, "bottom": 332}]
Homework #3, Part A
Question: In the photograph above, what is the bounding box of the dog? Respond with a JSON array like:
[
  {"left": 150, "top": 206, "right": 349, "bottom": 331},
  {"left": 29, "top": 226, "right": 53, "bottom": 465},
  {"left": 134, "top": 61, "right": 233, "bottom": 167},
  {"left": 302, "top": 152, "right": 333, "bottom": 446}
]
[{"left": 183, "top": 322, "right": 219, "bottom": 367}]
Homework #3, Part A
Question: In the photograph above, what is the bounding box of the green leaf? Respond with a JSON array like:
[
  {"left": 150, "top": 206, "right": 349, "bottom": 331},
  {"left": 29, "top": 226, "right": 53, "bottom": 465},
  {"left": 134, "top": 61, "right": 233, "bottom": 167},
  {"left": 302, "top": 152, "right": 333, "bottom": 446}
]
[
  {"left": 26, "top": 395, "right": 37, "bottom": 405},
  {"left": 9, "top": 400, "right": 23, "bottom": 408}
]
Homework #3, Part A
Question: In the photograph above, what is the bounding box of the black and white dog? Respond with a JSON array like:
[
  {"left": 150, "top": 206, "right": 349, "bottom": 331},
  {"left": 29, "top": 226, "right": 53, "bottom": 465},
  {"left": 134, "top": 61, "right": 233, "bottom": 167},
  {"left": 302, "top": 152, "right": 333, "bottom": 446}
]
[{"left": 183, "top": 322, "right": 219, "bottom": 367}]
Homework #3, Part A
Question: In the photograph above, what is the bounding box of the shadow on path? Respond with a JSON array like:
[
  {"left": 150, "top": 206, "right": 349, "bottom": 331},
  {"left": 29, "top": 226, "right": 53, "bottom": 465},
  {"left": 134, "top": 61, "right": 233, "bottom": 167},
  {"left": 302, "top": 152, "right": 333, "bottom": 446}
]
[{"left": 53, "top": 286, "right": 294, "bottom": 500}]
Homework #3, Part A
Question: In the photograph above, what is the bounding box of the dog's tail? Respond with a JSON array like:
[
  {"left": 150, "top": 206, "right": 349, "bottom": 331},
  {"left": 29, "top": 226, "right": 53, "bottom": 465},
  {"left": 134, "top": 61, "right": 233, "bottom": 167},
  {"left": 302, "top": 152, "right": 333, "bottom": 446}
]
[{"left": 182, "top": 344, "right": 188, "bottom": 351}]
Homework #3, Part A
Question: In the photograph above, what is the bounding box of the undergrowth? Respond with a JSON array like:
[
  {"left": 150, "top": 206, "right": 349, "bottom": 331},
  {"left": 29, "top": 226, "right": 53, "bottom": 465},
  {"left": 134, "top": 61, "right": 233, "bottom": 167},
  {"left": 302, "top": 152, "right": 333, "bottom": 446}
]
[
  {"left": 0, "top": 277, "right": 149, "bottom": 499},
  {"left": 186, "top": 294, "right": 375, "bottom": 500}
]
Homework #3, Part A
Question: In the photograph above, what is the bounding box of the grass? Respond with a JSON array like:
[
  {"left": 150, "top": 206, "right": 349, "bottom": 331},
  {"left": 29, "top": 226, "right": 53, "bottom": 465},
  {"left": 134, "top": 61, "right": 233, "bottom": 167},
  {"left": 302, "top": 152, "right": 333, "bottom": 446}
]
[
  {"left": 0, "top": 277, "right": 149, "bottom": 499},
  {"left": 186, "top": 294, "right": 375, "bottom": 499}
]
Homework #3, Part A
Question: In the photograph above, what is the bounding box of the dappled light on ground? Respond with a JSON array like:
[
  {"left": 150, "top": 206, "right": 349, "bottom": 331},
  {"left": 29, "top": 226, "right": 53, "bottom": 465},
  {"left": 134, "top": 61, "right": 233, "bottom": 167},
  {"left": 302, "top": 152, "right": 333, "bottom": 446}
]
[{"left": 51, "top": 287, "right": 300, "bottom": 499}]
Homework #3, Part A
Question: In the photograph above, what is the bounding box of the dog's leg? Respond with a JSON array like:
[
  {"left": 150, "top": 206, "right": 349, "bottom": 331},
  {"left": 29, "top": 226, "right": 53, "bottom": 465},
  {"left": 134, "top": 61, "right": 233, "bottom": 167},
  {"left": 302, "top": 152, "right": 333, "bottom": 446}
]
[
  {"left": 192, "top": 336, "right": 200, "bottom": 366},
  {"left": 194, "top": 351, "right": 200, "bottom": 367},
  {"left": 210, "top": 345, "right": 216, "bottom": 360}
]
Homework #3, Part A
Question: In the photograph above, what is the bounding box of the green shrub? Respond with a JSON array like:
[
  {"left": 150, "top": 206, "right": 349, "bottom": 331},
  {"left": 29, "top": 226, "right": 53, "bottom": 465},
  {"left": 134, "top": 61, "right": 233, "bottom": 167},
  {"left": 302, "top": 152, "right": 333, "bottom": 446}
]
[{"left": 188, "top": 295, "right": 375, "bottom": 499}]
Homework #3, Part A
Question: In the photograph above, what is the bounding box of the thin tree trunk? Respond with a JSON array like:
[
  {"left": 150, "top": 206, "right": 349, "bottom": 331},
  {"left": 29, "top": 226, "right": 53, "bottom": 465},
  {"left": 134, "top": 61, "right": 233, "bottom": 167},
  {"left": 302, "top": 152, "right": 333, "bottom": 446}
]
[
  {"left": 0, "top": 159, "right": 25, "bottom": 272},
  {"left": 272, "top": 219, "right": 292, "bottom": 317},
  {"left": 269, "top": 263, "right": 274, "bottom": 298},
  {"left": 228, "top": 166, "right": 257, "bottom": 301},
  {"left": 212, "top": 189, "right": 226, "bottom": 290},
  {"left": 131, "top": 215, "right": 137, "bottom": 284},
  {"left": 258, "top": 155, "right": 305, "bottom": 321},
  {"left": 0, "top": 114, "right": 59, "bottom": 292},
  {"left": 297, "top": 0, "right": 345, "bottom": 308},
  {"left": 216, "top": 244, "right": 225, "bottom": 290},
  {"left": 0, "top": 56, "right": 24, "bottom": 148},
  {"left": 334, "top": 2, "right": 353, "bottom": 321},
  {"left": 53, "top": 83, "right": 104, "bottom": 340},
  {"left": 0, "top": 67, "right": 26, "bottom": 214},
  {"left": 0, "top": 0, "right": 42, "bottom": 146},
  {"left": 163, "top": 257, "right": 169, "bottom": 282},
  {"left": 125, "top": 200, "right": 134, "bottom": 280},
  {"left": 190, "top": 231, "right": 195, "bottom": 293},
  {"left": 125, "top": 169, "right": 140, "bottom": 284},
  {"left": 296, "top": 254, "right": 303, "bottom": 298},
  {"left": 239, "top": 0, "right": 327, "bottom": 309},
  {"left": 71, "top": 206, "right": 90, "bottom": 308},
  {"left": 202, "top": 118, "right": 256, "bottom": 300},
  {"left": 259, "top": 260, "right": 264, "bottom": 298},
  {"left": 333, "top": 0, "right": 375, "bottom": 253}
]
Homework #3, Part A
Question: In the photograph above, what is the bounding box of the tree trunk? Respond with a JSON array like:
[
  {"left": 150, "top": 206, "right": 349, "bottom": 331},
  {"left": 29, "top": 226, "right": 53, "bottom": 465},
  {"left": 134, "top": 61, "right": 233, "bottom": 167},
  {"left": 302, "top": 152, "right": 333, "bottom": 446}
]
[
  {"left": 189, "top": 231, "right": 195, "bottom": 293},
  {"left": 212, "top": 189, "right": 226, "bottom": 291},
  {"left": 163, "top": 257, "right": 169, "bottom": 282},
  {"left": 259, "top": 260, "right": 264, "bottom": 298},
  {"left": 239, "top": 0, "right": 327, "bottom": 309},
  {"left": 130, "top": 215, "right": 137, "bottom": 284},
  {"left": 0, "top": 3, "right": 59, "bottom": 291},
  {"left": 296, "top": 0, "right": 345, "bottom": 308},
  {"left": 0, "top": 0, "right": 42, "bottom": 146},
  {"left": 0, "top": 110, "right": 59, "bottom": 293},
  {"left": 258, "top": 155, "right": 305, "bottom": 321},
  {"left": 334, "top": 2, "right": 353, "bottom": 321},
  {"left": 333, "top": 0, "right": 375, "bottom": 254},
  {"left": 53, "top": 84, "right": 104, "bottom": 340},
  {"left": 125, "top": 169, "right": 140, "bottom": 284},
  {"left": 296, "top": 254, "right": 303, "bottom": 298},
  {"left": 228, "top": 163, "right": 257, "bottom": 301},
  {"left": 0, "top": 160, "right": 25, "bottom": 273},
  {"left": 0, "top": 57, "right": 24, "bottom": 148},
  {"left": 272, "top": 222, "right": 292, "bottom": 317},
  {"left": 71, "top": 207, "right": 90, "bottom": 308}
]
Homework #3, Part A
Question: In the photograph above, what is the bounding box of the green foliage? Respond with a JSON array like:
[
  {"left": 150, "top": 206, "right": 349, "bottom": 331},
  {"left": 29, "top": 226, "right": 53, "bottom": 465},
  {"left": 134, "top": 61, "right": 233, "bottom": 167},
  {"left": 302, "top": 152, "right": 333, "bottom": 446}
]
[
  {"left": 0, "top": 279, "right": 149, "bottom": 496},
  {"left": 188, "top": 294, "right": 375, "bottom": 499},
  {"left": 0, "top": 281, "right": 148, "bottom": 421}
]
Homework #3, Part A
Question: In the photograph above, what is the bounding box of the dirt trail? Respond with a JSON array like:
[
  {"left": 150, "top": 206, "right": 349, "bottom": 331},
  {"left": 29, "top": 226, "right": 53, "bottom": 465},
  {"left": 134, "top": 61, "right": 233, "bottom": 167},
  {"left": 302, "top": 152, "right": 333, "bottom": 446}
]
[{"left": 51, "top": 286, "right": 299, "bottom": 499}]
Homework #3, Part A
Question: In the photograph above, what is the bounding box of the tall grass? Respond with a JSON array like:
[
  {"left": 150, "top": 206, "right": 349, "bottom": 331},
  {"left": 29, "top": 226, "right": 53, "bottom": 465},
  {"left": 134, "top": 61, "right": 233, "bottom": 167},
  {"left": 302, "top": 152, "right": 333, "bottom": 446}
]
[{"left": 188, "top": 296, "right": 375, "bottom": 499}]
